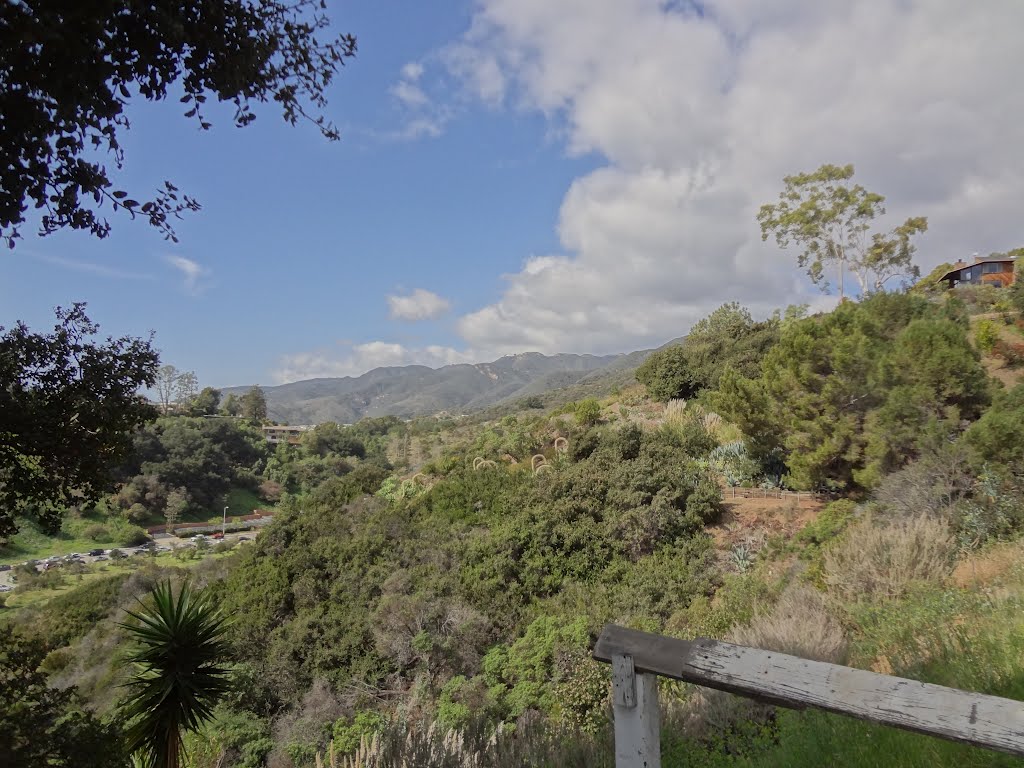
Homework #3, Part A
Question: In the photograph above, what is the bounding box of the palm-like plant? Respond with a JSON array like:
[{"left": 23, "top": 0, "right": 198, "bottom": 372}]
[{"left": 118, "top": 580, "right": 231, "bottom": 768}]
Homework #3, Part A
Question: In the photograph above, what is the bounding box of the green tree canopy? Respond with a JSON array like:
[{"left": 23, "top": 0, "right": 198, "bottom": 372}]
[
  {"left": 758, "top": 163, "right": 926, "bottom": 299},
  {"left": 1, "top": 0, "right": 357, "bottom": 246},
  {"left": 191, "top": 386, "right": 222, "bottom": 416},
  {"left": 965, "top": 384, "right": 1024, "bottom": 469},
  {"left": 240, "top": 385, "right": 269, "bottom": 423},
  {"left": 636, "top": 303, "right": 780, "bottom": 401},
  {"left": 119, "top": 416, "right": 268, "bottom": 511},
  {"left": 714, "top": 292, "right": 989, "bottom": 491},
  {"left": 0, "top": 627, "right": 126, "bottom": 768},
  {"left": 0, "top": 304, "right": 158, "bottom": 537},
  {"left": 221, "top": 392, "right": 242, "bottom": 417},
  {"left": 301, "top": 422, "right": 366, "bottom": 459}
]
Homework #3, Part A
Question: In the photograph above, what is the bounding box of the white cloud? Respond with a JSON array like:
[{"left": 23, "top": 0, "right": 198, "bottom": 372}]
[
  {"left": 388, "top": 60, "right": 451, "bottom": 140},
  {"left": 391, "top": 80, "right": 429, "bottom": 108},
  {"left": 164, "top": 255, "right": 209, "bottom": 295},
  {"left": 387, "top": 288, "right": 452, "bottom": 321},
  {"left": 273, "top": 342, "right": 476, "bottom": 383},
  {"left": 438, "top": 0, "right": 1024, "bottom": 356},
  {"left": 389, "top": 117, "right": 446, "bottom": 141},
  {"left": 401, "top": 61, "right": 425, "bottom": 81},
  {"left": 34, "top": 253, "right": 154, "bottom": 281}
]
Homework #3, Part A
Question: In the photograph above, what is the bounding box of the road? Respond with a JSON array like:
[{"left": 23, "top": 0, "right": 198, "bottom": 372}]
[{"left": 0, "top": 520, "right": 270, "bottom": 591}]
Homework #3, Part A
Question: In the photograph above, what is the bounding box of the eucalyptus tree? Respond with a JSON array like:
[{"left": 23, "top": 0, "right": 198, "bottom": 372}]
[{"left": 758, "top": 163, "right": 927, "bottom": 299}]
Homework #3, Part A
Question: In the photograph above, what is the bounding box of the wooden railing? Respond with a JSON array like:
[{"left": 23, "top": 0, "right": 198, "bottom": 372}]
[{"left": 593, "top": 624, "right": 1024, "bottom": 768}]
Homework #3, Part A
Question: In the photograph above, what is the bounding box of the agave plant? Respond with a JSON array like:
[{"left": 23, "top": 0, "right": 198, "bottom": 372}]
[
  {"left": 731, "top": 544, "right": 756, "bottom": 573},
  {"left": 118, "top": 580, "right": 231, "bottom": 768}
]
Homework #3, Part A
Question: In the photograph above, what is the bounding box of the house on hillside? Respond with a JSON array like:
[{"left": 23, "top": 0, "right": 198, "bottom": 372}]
[
  {"left": 262, "top": 424, "right": 313, "bottom": 445},
  {"left": 938, "top": 254, "right": 1017, "bottom": 289}
]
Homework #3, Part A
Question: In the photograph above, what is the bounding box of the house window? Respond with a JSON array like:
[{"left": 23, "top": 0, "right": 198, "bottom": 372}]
[
  {"left": 991, "top": 279, "right": 1003, "bottom": 288},
  {"left": 963, "top": 268, "right": 973, "bottom": 281},
  {"left": 983, "top": 262, "right": 1001, "bottom": 274}
]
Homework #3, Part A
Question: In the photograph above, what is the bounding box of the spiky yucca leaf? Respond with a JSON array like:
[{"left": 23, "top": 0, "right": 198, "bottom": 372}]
[{"left": 118, "top": 580, "right": 231, "bottom": 768}]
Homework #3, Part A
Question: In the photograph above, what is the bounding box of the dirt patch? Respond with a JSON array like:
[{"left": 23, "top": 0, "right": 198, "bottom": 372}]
[
  {"left": 970, "top": 313, "right": 1024, "bottom": 389},
  {"left": 981, "top": 354, "right": 1024, "bottom": 390},
  {"left": 711, "top": 495, "right": 824, "bottom": 550}
]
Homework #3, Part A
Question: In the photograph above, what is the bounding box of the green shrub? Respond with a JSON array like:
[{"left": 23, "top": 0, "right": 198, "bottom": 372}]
[
  {"left": 795, "top": 500, "right": 856, "bottom": 557},
  {"left": 574, "top": 399, "right": 602, "bottom": 427},
  {"left": 28, "top": 573, "right": 129, "bottom": 646},
  {"left": 975, "top": 318, "right": 999, "bottom": 353},
  {"left": 84, "top": 523, "right": 112, "bottom": 542},
  {"left": 437, "top": 676, "right": 473, "bottom": 729},
  {"left": 332, "top": 710, "right": 387, "bottom": 755},
  {"left": 119, "top": 525, "right": 149, "bottom": 547},
  {"left": 125, "top": 502, "right": 149, "bottom": 523},
  {"left": 685, "top": 476, "right": 725, "bottom": 526}
]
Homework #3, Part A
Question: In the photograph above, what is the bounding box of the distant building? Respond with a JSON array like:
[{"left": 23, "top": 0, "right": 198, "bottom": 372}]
[
  {"left": 262, "top": 424, "right": 313, "bottom": 445},
  {"left": 938, "top": 254, "right": 1017, "bottom": 289}
]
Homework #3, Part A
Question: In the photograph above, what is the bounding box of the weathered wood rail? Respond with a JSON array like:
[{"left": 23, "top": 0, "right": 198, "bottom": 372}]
[{"left": 593, "top": 624, "right": 1024, "bottom": 768}]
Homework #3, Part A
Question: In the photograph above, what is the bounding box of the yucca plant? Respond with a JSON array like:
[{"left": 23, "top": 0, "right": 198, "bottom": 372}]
[{"left": 118, "top": 580, "right": 231, "bottom": 768}]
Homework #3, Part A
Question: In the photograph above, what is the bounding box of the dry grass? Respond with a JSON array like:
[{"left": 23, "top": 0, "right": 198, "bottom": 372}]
[
  {"left": 315, "top": 716, "right": 611, "bottom": 768},
  {"left": 823, "top": 515, "right": 956, "bottom": 603},
  {"left": 728, "top": 583, "right": 847, "bottom": 664},
  {"left": 953, "top": 538, "right": 1024, "bottom": 589},
  {"left": 676, "top": 583, "right": 846, "bottom": 739}
]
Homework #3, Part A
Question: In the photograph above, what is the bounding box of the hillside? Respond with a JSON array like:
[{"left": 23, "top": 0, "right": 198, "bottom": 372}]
[
  {"left": 11, "top": 289, "right": 1024, "bottom": 768},
  {"left": 223, "top": 350, "right": 665, "bottom": 424}
]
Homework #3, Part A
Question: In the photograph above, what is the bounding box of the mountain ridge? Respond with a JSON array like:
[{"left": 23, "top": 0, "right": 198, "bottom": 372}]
[{"left": 223, "top": 346, "right": 681, "bottom": 424}]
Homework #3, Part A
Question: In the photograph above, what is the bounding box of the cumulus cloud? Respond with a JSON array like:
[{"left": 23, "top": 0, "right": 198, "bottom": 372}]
[
  {"left": 441, "top": 0, "right": 1024, "bottom": 356},
  {"left": 391, "top": 80, "right": 429, "bottom": 108},
  {"left": 274, "top": 342, "right": 476, "bottom": 383},
  {"left": 164, "top": 255, "right": 209, "bottom": 295},
  {"left": 388, "top": 288, "right": 452, "bottom": 321},
  {"left": 401, "top": 61, "right": 425, "bottom": 81},
  {"left": 388, "top": 59, "right": 450, "bottom": 140}
]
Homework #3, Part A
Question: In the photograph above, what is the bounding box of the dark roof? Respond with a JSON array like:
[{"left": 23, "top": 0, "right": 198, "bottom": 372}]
[{"left": 937, "top": 258, "right": 1016, "bottom": 283}]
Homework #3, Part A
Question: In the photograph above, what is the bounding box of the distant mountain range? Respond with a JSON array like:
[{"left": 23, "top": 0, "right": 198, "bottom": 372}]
[{"left": 223, "top": 344, "right": 675, "bottom": 424}]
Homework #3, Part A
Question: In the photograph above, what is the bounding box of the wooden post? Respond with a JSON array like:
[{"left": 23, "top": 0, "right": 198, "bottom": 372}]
[
  {"left": 611, "top": 654, "right": 660, "bottom": 768},
  {"left": 594, "top": 625, "right": 1024, "bottom": 757}
]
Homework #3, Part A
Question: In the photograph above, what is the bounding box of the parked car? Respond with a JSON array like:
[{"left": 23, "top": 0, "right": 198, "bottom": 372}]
[
  {"left": 212, "top": 532, "right": 224, "bottom": 540},
  {"left": 88, "top": 548, "right": 104, "bottom": 556},
  {"left": 0, "top": 564, "right": 11, "bottom": 572}
]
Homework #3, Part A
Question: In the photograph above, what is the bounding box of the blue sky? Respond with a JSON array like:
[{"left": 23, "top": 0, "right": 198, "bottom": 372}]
[{"left": 4, "top": 1, "right": 1023, "bottom": 388}]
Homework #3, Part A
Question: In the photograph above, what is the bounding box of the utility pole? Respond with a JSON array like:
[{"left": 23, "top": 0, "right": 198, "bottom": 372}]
[{"left": 222, "top": 506, "right": 229, "bottom": 537}]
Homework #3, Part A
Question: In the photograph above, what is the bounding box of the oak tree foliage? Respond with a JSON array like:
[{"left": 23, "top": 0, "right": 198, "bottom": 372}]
[
  {"left": 1, "top": 0, "right": 357, "bottom": 247},
  {"left": 0, "top": 304, "right": 158, "bottom": 537}
]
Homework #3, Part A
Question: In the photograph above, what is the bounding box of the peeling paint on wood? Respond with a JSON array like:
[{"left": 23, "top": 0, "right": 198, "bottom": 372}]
[{"left": 593, "top": 624, "right": 1024, "bottom": 757}]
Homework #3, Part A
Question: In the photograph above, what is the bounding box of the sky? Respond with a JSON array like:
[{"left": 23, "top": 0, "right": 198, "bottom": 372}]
[{"left": 4, "top": 0, "right": 1024, "bottom": 389}]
